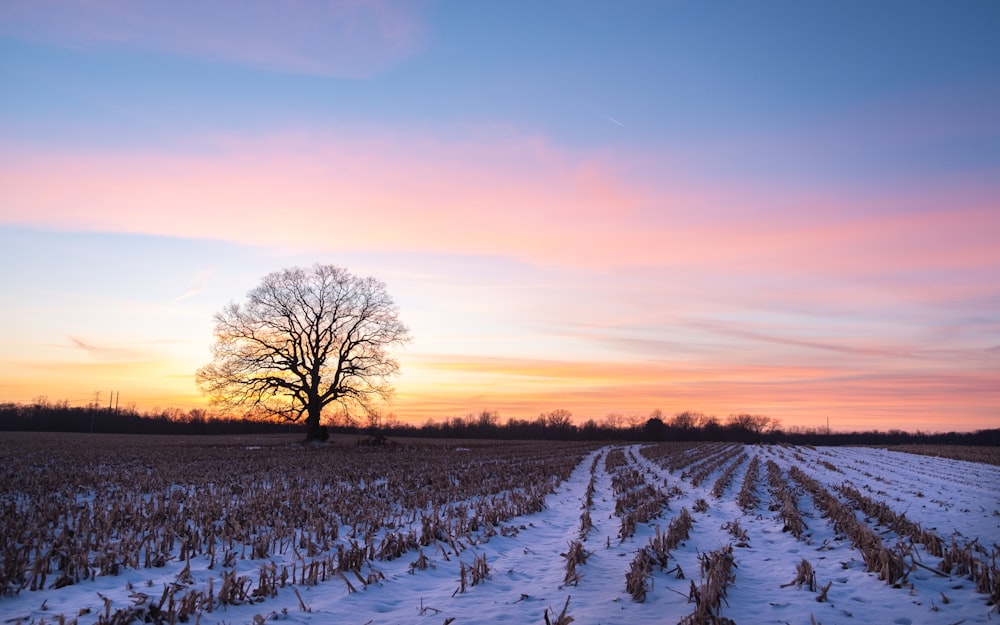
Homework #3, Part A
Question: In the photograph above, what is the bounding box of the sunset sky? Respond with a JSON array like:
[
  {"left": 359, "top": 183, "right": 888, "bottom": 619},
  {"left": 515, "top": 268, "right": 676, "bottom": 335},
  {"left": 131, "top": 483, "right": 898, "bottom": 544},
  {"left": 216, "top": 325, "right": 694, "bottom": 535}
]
[{"left": 1, "top": 1, "right": 998, "bottom": 432}]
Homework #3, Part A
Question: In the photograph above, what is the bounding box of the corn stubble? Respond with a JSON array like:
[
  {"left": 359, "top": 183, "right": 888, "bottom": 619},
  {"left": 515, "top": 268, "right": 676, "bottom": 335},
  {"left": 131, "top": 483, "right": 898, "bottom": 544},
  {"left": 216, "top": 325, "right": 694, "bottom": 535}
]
[
  {"left": 562, "top": 540, "right": 589, "bottom": 586},
  {"left": 679, "top": 545, "right": 737, "bottom": 625},
  {"left": 4, "top": 436, "right": 998, "bottom": 622},
  {"left": 0, "top": 434, "right": 595, "bottom": 622}
]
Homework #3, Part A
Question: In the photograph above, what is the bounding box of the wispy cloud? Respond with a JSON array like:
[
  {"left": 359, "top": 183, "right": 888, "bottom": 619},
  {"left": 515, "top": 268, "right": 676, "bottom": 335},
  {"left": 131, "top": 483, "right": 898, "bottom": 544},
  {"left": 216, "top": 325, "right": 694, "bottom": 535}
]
[
  {"left": 692, "top": 320, "right": 921, "bottom": 361},
  {"left": 66, "top": 336, "right": 145, "bottom": 362},
  {"left": 171, "top": 268, "right": 212, "bottom": 303},
  {"left": 0, "top": 0, "right": 426, "bottom": 77}
]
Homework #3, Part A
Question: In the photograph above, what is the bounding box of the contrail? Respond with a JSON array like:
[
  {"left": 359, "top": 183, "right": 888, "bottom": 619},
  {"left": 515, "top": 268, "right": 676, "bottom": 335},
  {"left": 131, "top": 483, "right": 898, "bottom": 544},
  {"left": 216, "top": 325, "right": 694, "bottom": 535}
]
[{"left": 602, "top": 114, "right": 625, "bottom": 127}]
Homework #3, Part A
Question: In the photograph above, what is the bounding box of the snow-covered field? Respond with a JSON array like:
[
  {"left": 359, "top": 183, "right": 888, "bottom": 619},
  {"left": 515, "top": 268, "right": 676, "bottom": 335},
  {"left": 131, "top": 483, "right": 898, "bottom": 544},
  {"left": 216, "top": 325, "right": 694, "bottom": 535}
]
[{"left": 1, "top": 435, "right": 998, "bottom": 624}]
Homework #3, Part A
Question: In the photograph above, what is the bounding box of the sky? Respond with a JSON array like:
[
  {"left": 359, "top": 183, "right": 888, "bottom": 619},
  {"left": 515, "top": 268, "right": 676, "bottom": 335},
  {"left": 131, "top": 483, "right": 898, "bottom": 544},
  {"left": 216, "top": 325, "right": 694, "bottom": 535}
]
[{"left": 0, "top": 1, "right": 998, "bottom": 432}]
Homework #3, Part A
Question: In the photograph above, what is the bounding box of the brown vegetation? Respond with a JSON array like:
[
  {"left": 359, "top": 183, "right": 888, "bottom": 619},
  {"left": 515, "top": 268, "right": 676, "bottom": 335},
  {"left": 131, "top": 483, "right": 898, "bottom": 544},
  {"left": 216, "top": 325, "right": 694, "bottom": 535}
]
[
  {"left": 766, "top": 460, "right": 805, "bottom": 539},
  {"left": 0, "top": 432, "right": 595, "bottom": 620},
  {"left": 886, "top": 445, "right": 1000, "bottom": 467},
  {"left": 789, "top": 466, "right": 911, "bottom": 587},
  {"left": 680, "top": 545, "right": 738, "bottom": 624},
  {"left": 736, "top": 455, "right": 760, "bottom": 512},
  {"left": 711, "top": 453, "right": 748, "bottom": 498}
]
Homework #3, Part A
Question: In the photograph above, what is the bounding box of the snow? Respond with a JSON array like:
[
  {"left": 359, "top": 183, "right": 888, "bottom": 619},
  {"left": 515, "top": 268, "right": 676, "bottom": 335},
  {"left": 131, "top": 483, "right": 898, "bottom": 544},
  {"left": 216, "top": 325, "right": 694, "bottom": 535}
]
[{"left": 2, "top": 443, "right": 998, "bottom": 624}]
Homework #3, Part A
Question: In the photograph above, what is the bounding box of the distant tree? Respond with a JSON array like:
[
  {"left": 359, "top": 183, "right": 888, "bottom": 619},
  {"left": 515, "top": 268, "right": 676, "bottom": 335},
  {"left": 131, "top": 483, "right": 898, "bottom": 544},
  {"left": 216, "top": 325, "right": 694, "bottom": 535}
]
[
  {"left": 671, "top": 411, "right": 702, "bottom": 430},
  {"left": 668, "top": 411, "right": 697, "bottom": 440},
  {"left": 625, "top": 413, "right": 645, "bottom": 429},
  {"left": 467, "top": 409, "right": 500, "bottom": 435},
  {"left": 602, "top": 412, "right": 627, "bottom": 430},
  {"left": 579, "top": 418, "right": 601, "bottom": 439},
  {"left": 700, "top": 415, "right": 723, "bottom": 441},
  {"left": 726, "top": 413, "right": 775, "bottom": 442},
  {"left": 643, "top": 416, "right": 667, "bottom": 440},
  {"left": 542, "top": 408, "right": 574, "bottom": 429},
  {"left": 362, "top": 409, "right": 398, "bottom": 445},
  {"left": 476, "top": 409, "right": 500, "bottom": 429},
  {"left": 196, "top": 264, "right": 410, "bottom": 443}
]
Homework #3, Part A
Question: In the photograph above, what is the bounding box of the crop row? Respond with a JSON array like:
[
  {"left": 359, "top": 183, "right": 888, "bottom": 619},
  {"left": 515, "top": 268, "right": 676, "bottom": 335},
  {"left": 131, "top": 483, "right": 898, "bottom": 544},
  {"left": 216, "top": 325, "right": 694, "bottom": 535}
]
[
  {"left": 638, "top": 442, "right": 719, "bottom": 473},
  {"left": 835, "top": 481, "right": 999, "bottom": 603},
  {"left": 0, "top": 436, "right": 595, "bottom": 613},
  {"left": 608, "top": 446, "right": 746, "bottom": 625},
  {"left": 789, "top": 466, "right": 912, "bottom": 587},
  {"left": 607, "top": 448, "right": 675, "bottom": 541}
]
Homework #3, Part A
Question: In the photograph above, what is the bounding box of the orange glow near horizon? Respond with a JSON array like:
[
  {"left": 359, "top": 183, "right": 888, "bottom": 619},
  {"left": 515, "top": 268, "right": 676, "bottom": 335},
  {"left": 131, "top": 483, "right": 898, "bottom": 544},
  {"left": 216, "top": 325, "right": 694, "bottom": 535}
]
[
  {"left": 6, "top": 350, "right": 993, "bottom": 434},
  {"left": 390, "top": 355, "right": 999, "bottom": 432}
]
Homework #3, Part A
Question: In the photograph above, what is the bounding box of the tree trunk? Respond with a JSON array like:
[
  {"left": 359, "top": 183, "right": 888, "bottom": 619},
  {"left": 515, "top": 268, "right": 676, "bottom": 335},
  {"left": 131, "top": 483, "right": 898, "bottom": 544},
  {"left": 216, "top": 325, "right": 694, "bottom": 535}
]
[{"left": 304, "top": 402, "right": 327, "bottom": 443}]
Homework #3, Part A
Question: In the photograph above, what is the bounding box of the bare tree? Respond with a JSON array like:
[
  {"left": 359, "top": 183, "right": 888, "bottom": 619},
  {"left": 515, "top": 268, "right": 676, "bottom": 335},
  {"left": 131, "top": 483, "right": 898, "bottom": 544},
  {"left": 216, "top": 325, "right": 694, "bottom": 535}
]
[
  {"left": 542, "top": 408, "right": 574, "bottom": 429},
  {"left": 196, "top": 264, "right": 410, "bottom": 442},
  {"left": 363, "top": 409, "right": 399, "bottom": 445},
  {"left": 602, "top": 412, "right": 627, "bottom": 430},
  {"left": 726, "top": 413, "right": 775, "bottom": 442},
  {"left": 471, "top": 409, "right": 500, "bottom": 430},
  {"left": 670, "top": 411, "right": 702, "bottom": 431}
]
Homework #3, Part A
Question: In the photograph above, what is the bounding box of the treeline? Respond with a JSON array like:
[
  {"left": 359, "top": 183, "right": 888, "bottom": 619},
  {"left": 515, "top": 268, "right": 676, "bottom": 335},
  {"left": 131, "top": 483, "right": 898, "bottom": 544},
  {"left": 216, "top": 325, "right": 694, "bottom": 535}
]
[
  {"left": 0, "top": 400, "right": 304, "bottom": 436},
  {"left": 374, "top": 409, "right": 1000, "bottom": 447},
  {"left": 1, "top": 402, "right": 997, "bottom": 447}
]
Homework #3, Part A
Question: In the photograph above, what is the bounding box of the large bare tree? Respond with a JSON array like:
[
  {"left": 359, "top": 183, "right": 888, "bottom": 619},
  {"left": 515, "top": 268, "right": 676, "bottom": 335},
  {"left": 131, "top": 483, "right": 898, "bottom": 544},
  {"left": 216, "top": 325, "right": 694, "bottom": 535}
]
[{"left": 196, "top": 264, "right": 410, "bottom": 442}]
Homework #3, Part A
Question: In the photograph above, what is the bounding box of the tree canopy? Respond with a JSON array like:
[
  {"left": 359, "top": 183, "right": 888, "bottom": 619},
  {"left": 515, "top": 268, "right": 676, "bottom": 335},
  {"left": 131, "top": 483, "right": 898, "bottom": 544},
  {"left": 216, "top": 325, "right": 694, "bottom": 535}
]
[{"left": 196, "top": 264, "right": 409, "bottom": 441}]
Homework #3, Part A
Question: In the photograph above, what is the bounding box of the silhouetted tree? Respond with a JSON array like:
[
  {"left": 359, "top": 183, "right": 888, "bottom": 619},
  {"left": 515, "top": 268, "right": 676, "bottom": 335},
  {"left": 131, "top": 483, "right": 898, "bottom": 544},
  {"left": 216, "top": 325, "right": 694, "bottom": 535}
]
[
  {"left": 362, "top": 409, "right": 397, "bottom": 445},
  {"left": 701, "top": 415, "right": 724, "bottom": 441},
  {"left": 579, "top": 418, "right": 601, "bottom": 440},
  {"left": 643, "top": 416, "right": 668, "bottom": 441},
  {"left": 542, "top": 409, "right": 574, "bottom": 433},
  {"left": 726, "top": 413, "right": 776, "bottom": 443},
  {"left": 461, "top": 409, "right": 500, "bottom": 437},
  {"left": 602, "top": 412, "right": 628, "bottom": 429},
  {"left": 196, "top": 264, "right": 410, "bottom": 443},
  {"left": 671, "top": 411, "right": 704, "bottom": 441}
]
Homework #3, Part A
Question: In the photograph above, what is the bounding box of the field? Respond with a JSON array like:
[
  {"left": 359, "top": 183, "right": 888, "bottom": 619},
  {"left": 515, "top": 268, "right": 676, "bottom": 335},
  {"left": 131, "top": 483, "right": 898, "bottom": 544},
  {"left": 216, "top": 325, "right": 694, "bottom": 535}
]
[{"left": 1, "top": 433, "right": 998, "bottom": 624}]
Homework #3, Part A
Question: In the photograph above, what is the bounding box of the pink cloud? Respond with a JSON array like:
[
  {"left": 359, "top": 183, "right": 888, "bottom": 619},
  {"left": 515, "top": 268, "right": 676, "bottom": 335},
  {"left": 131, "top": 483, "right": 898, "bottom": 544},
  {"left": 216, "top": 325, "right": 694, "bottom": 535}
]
[
  {"left": 0, "top": 131, "right": 660, "bottom": 268},
  {"left": 3, "top": 129, "right": 997, "bottom": 278},
  {"left": 0, "top": 0, "right": 425, "bottom": 77}
]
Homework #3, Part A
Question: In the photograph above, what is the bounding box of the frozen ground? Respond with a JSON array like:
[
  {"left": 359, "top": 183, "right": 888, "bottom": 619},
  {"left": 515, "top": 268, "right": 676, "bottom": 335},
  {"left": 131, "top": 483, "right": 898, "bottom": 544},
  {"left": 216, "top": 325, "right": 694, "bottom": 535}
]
[{"left": 2, "top": 443, "right": 998, "bottom": 624}]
